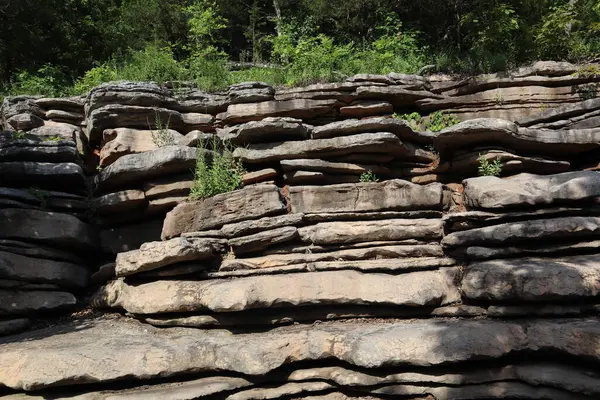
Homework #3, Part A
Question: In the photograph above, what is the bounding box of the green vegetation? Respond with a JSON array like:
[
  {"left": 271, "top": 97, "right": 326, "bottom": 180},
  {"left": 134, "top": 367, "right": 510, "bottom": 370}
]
[
  {"left": 477, "top": 155, "right": 503, "bottom": 177},
  {"left": 359, "top": 171, "right": 380, "bottom": 183},
  {"left": 149, "top": 113, "right": 177, "bottom": 147},
  {"left": 11, "top": 131, "right": 27, "bottom": 140},
  {"left": 42, "top": 136, "right": 62, "bottom": 143},
  {"left": 1, "top": 0, "right": 599, "bottom": 96},
  {"left": 394, "top": 111, "right": 460, "bottom": 132},
  {"left": 25, "top": 187, "right": 52, "bottom": 209},
  {"left": 190, "top": 138, "right": 245, "bottom": 200}
]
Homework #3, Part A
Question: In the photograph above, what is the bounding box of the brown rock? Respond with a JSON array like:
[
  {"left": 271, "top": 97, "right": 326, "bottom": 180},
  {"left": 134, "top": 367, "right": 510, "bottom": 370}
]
[
  {"left": 217, "top": 99, "right": 337, "bottom": 125},
  {"left": 339, "top": 101, "right": 393, "bottom": 118},
  {"left": 99, "top": 128, "right": 184, "bottom": 167}
]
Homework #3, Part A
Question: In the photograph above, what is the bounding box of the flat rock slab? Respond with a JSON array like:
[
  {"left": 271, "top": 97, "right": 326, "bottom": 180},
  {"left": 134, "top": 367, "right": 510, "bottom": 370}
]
[
  {"left": 0, "top": 208, "right": 97, "bottom": 251},
  {"left": 281, "top": 159, "right": 389, "bottom": 176},
  {"left": 115, "top": 237, "right": 227, "bottom": 277},
  {"left": 221, "top": 244, "right": 444, "bottom": 271},
  {"left": 221, "top": 213, "right": 304, "bottom": 238},
  {"left": 162, "top": 184, "right": 285, "bottom": 240},
  {"left": 99, "top": 128, "right": 184, "bottom": 167},
  {"left": 233, "top": 133, "right": 417, "bottom": 164},
  {"left": 95, "top": 146, "right": 199, "bottom": 192},
  {"left": 442, "top": 216, "right": 600, "bottom": 248},
  {"left": 0, "top": 290, "right": 76, "bottom": 316},
  {"left": 0, "top": 318, "right": 31, "bottom": 336},
  {"left": 229, "top": 226, "right": 299, "bottom": 255},
  {"left": 434, "top": 118, "right": 600, "bottom": 158},
  {"left": 217, "top": 117, "right": 309, "bottom": 145},
  {"left": 462, "top": 254, "right": 600, "bottom": 302},
  {"left": 0, "top": 239, "right": 84, "bottom": 264},
  {"left": 0, "top": 162, "right": 85, "bottom": 192},
  {"left": 3, "top": 317, "right": 600, "bottom": 391},
  {"left": 289, "top": 180, "right": 443, "bottom": 214},
  {"left": 339, "top": 101, "right": 393, "bottom": 118},
  {"left": 217, "top": 99, "right": 336, "bottom": 125},
  {"left": 143, "top": 175, "right": 194, "bottom": 199},
  {"left": 94, "top": 190, "right": 147, "bottom": 215},
  {"left": 0, "top": 143, "right": 79, "bottom": 163},
  {"left": 463, "top": 171, "right": 600, "bottom": 210},
  {"left": 95, "top": 268, "right": 460, "bottom": 314},
  {"left": 0, "top": 251, "right": 88, "bottom": 289},
  {"left": 298, "top": 219, "right": 442, "bottom": 245}
]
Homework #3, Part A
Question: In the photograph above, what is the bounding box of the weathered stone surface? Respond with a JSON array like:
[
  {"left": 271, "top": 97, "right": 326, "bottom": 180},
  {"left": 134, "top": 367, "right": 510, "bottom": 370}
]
[
  {"left": 436, "top": 150, "right": 571, "bottom": 176},
  {"left": 95, "top": 146, "right": 199, "bottom": 192},
  {"left": 0, "top": 142, "right": 79, "bottom": 163},
  {"left": 0, "top": 318, "right": 30, "bottom": 336},
  {"left": 221, "top": 244, "right": 444, "bottom": 270},
  {"left": 442, "top": 217, "right": 600, "bottom": 248},
  {"left": 228, "top": 86, "right": 275, "bottom": 105},
  {"left": 281, "top": 159, "right": 388, "bottom": 176},
  {"left": 100, "top": 218, "right": 164, "bottom": 254},
  {"left": 171, "top": 88, "right": 229, "bottom": 114},
  {"left": 339, "top": 101, "right": 393, "bottom": 118},
  {"left": 304, "top": 210, "right": 443, "bottom": 222},
  {"left": 95, "top": 268, "right": 460, "bottom": 314},
  {"left": 45, "top": 110, "right": 83, "bottom": 124},
  {"left": 289, "top": 180, "right": 443, "bottom": 214},
  {"left": 463, "top": 171, "right": 600, "bottom": 210},
  {"left": 230, "top": 227, "right": 299, "bottom": 255},
  {"left": 181, "top": 112, "right": 214, "bottom": 131},
  {"left": 5, "top": 318, "right": 600, "bottom": 391},
  {"left": 284, "top": 170, "right": 359, "bottom": 185},
  {"left": 162, "top": 184, "right": 285, "bottom": 239},
  {"left": 179, "top": 130, "right": 216, "bottom": 147},
  {"left": 143, "top": 175, "right": 193, "bottom": 199},
  {"left": 217, "top": 99, "right": 336, "bottom": 125},
  {"left": 99, "top": 128, "right": 184, "bottom": 167},
  {"left": 0, "top": 240, "right": 84, "bottom": 264},
  {"left": 298, "top": 219, "right": 442, "bottom": 245},
  {"left": 90, "top": 263, "right": 116, "bottom": 285},
  {"left": 356, "top": 86, "right": 444, "bottom": 106},
  {"left": 35, "top": 96, "right": 84, "bottom": 111},
  {"left": 518, "top": 97, "right": 600, "bottom": 127},
  {"left": 462, "top": 254, "right": 600, "bottom": 302},
  {"left": 221, "top": 213, "right": 304, "bottom": 238},
  {"left": 0, "top": 290, "right": 76, "bottom": 316},
  {"left": 0, "top": 162, "right": 85, "bottom": 191},
  {"left": 7, "top": 114, "right": 44, "bottom": 131},
  {"left": 217, "top": 117, "right": 309, "bottom": 145},
  {"left": 242, "top": 168, "right": 278, "bottom": 186},
  {"left": 487, "top": 304, "right": 598, "bottom": 317},
  {"left": 234, "top": 133, "right": 418, "bottom": 164},
  {"left": 229, "top": 382, "right": 334, "bottom": 400},
  {"left": 461, "top": 239, "right": 600, "bottom": 260},
  {"left": 94, "top": 190, "right": 147, "bottom": 215},
  {"left": 0, "top": 280, "right": 61, "bottom": 291},
  {"left": 86, "top": 82, "right": 172, "bottom": 114},
  {"left": 0, "top": 209, "right": 97, "bottom": 251},
  {"left": 434, "top": 118, "right": 600, "bottom": 158},
  {"left": 0, "top": 251, "right": 88, "bottom": 289},
  {"left": 115, "top": 237, "right": 226, "bottom": 277}
]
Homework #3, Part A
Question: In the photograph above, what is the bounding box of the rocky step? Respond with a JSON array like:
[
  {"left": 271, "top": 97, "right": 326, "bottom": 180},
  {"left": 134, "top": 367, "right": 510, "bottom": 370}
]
[{"left": 1, "top": 317, "right": 600, "bottom": 393}]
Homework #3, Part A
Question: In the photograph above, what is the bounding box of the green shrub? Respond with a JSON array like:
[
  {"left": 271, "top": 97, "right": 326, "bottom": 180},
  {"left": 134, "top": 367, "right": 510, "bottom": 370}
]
[
  {"left": 73, "top": 63, "right": 118, "bottom": 94},
  {"left": 10, "top": 65, "right": 71, "bottom": 97},
  {"left": 477, "top": 155, "right": 503, "bottom": 177},
  {"left": 11, "top": 131, "right": 26, "bottom": 140},
  {"left": 393, "top": 112, "right": 424, "bottom": 130},
  {"left": 119, "top": 44, "right": 187, "bottom": 83},
  {"left": 190, "top": 137, "right": 245, "bottom": 200},
  {"left": 425, "top": 111, "right": 460, "bottom": 132},
  {"left": 359, "top": 170, "right": 379, "bottom": 183},
  {"left": 187, "top": 53, "right": 231, "bottom": 91}
]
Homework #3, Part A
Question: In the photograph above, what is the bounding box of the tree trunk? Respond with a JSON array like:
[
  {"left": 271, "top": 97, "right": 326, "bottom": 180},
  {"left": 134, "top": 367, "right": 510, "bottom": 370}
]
[{"left": 273, "top": 0, "right": 282, "bottom": 36}]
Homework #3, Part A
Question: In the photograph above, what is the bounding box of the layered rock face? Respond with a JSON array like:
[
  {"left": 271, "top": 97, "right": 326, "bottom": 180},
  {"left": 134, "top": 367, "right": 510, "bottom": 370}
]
[{"left": 2, "top": 61, "right": 600, "bottom": 399}]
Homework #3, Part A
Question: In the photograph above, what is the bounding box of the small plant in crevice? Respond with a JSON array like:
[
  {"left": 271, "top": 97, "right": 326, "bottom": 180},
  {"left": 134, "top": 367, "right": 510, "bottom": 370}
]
[
  {"left": 425, "top": 111, "right": 460, "bottom": 132},
  {"left": 393, "top": 111, "right": 423, "bottom": 130},
  {"left": 11, "top": 130, "right": 26, "bottom": 140},
  {"left": 539, "top": 103, "right": 548, "bottom": 113},
  {"left": 148, "top": 112, "right": 176, "bottom": 147},
  {"left": 477, "top": 154, "right": 503, "bottom": 177},
  {"left": 359, "top": 170, "right": 379, "bottom": 183},
  {"left": 189, "top": 137, "right": 245, "bottom": 200},
  {"left": 494, "top": 91, "right": 505, "bottom": 105},
  {"left": 42, "top": 135, "right": 62, "bottom": 143}
]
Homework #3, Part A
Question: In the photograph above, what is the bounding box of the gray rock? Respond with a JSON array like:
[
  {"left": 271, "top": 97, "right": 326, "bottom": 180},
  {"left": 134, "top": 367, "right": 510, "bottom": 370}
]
[
  {"left": 0, "top": 251, "right": 88, "bottom": 289},
  {"left": 488, "top": 305, "right": 597, "bottom": 317},
  {"left": 45, "top": 110, "right": 83, "bottom": 124},
  {"left": 115, "top": 237, "right": 227, "bottom": 277},
  {"left": 234, "top": 133, "right": 419, "bottom": 164},
  {"left": 90, "top": 263, "right": 116, "bottom": 285},
  {"left": 179, "top": 130, "right": 217, "bottom": 147},
  {"left": 518, "top": 96, "right": 600, "bottom": 127},
  {"left": 162, "top": 184, "right": 285, "bottom": 239},
  {"left": 94, "top": 190, "right": 147, "bottom": 215},
  {"left": 461, "top": 239, "right": 600, "bottom": 260},
  {"left": 289, "top": 180, "right": 443, "bottom": 214},
  {"left": 242, "top": 168, "right": 278, "bottom": 185},
  {"left": 171, "top": 89, "right": 229, "bottom": 114},
  {"left": 347, "top": 74, "right": 395, "bottom": 84},
  {"left": 227, "top": 382, "right": 334, "bottom": 400},
  {"left": 442, "top": 216, "right": 600, "bottom": 248},
  {"left": 311, "top": 117, "right": 433, "bottom": 144},
  {"left": 217, "top": 99, "right": 337, "bottom": 125},
  {"left": 462, "top": 254, "right": 600, "bottom": 302},
  {"left": 463, "top": 171, "right": 600, "bottom": 210},
  {"left": 0, "top": 143, "right": 79, "bottom": 163},
  {"left": 221, "top": 213, "right": 304, "bottom": 238},
  {"left": 100, "top": 218, "right": 164, "bottom": 254},
  {"left": 298, "top": 219, "right": 442, "bottom": 245},
  {"left": 220, "top": 244, "right": 444, "bottom": 271},
  {"left": 95, "top": 268, "right": 460, "bottom": 314},
  {"left": 85, "top": 81, "right": 173, "bottom": 114},
  {"left": 7, "top": 114, "right": 44, "bottom": 131},
  {"left": 6, "top": 318, "right": 595, "bottom": 391},
  {"left": 304, "top": 210, "right": 442, "bottom": 222},
  {"left": 229, "top": 226, "right": 299, "bottom": 255},
  {"left": 228, "top": 86, "right": 275, "bottom": 104},
  {"left": 1, "top": 97, "right": 44, "bottom": 120},
  {"left": 0, "top": 290, "right": 76, "bottom": 316},
  {"left": 0, "top": 208, "right": 97, "bottom": 251},
  {"left": 284, "top": 170, "right": 359, "bottom": 185},
  {"left": 35, "top": 97, "right": 84, "bottom": 112},
  {"left": 0, "top": 318, "right": 31, "bottom": 336},
  {"left": 95, "top": 146, "right": 199, "bottom": 192},
  {"left": 339, "top": 101, "right": 393, "bottom": 118},
  {"left": 0, "top": 162, "right": 85, "bottom": 192},
  {"left": 355, "top": 86, "right": 444, "bottom": 106},
  {"left": 0, "top": 280, "right": 62, "bottom": 291},
  {"left": 0, "top": 239, "right": 84, "bottom": 264},
  {"left": 99, "top": 128, "right": 184, "bottom": 167},
  {"left": 217, "top": 117, "right": 309, "bottom": 145},
  {"left": 281, "top": 159, "right": 388, "bottom": 176},
  {"left": 434, "top": 118, "right": 600, "bottom": 158}
]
